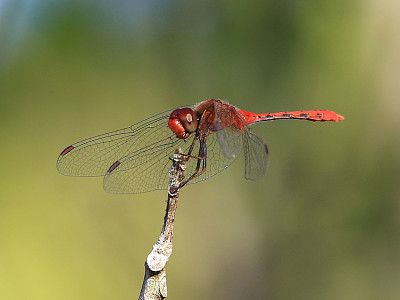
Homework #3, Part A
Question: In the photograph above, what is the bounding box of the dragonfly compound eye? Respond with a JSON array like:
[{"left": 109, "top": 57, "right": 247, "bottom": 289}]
[{"left": 168, "top": 108, "right": 198, "bottom": 139}]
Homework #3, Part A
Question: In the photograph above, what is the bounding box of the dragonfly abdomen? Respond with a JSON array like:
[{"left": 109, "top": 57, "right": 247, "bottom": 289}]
[{"left": 239, "top": 110, "right": 344, "bottom": 124}]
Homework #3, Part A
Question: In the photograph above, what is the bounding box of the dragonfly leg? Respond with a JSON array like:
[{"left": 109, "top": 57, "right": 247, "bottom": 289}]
[
  {"left": 186, "top": 135, "right": 198, "bottom": 156},
  {"left": 181, "top": 134, "right": 205, "bottom": 160},
  {"left": 179, "top": 137, "right": 207, "bottom": 188}
]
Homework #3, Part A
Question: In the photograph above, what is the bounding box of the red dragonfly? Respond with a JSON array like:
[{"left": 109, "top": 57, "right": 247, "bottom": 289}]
[{"left": 57, "top": 99, "right": 343, "bottom": 193}]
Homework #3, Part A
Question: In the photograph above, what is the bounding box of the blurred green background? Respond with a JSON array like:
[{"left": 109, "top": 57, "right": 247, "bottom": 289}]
[{"left": 1, "top": 1, "right": 399, "bottom": 299}]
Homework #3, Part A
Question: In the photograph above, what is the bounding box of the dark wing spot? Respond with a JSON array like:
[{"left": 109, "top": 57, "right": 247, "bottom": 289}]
[
  {"left": 266, "top": 115, "right": 274, "bottom": 119},
  {"left": 60, "top": 145, "right": 74, "bottom": 156},
  {"left": 107, "top": 161, "right": 121, "bottom": 174},
  {"left": 300, "top": 113, "right": 308, "bottom": 118},
  {"left": 282, "top": 114, "right": 292, "bottom": 118},
  {"left": 317, "top": 113, "right": 322, "bottom": 118}
]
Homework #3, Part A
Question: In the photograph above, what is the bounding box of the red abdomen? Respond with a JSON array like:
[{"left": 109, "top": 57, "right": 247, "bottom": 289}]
[{"left": 238, "top": 109, "right": 344, "bottom": 125}]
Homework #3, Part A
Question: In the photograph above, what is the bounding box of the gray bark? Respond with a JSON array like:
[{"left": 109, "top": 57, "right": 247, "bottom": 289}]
[{"left": 138, "top": 149, "right": 186, "bottom": 300}]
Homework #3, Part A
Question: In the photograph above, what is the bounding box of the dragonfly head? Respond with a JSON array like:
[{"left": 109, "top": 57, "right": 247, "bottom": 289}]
[{"left": 168, "top": 108, "right": 198, "bottom": 139}]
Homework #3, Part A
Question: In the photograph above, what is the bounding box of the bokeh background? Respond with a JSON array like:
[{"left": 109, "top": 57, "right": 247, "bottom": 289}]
[{"left": 1, "top": 1, "right": 399, "bottom": 299}]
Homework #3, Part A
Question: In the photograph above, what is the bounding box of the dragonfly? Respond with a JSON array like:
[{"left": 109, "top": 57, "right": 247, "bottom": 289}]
[{"left": 57, "top": 99, "right": 344, "bottom": 193}]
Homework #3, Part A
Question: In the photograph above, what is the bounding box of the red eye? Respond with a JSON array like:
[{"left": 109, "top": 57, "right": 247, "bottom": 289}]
[{"left": 168, "top": 108, "right": 198, "bottom": 139}]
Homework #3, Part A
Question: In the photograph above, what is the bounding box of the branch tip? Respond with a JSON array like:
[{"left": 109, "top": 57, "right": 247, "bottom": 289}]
[{"left": 138, "top": 148, "right": 186, "bottom": 299}]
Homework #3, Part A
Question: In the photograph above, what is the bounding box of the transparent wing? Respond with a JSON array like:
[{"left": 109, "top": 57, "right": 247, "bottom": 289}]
[
  {"left": 215, "top": 126, "right": 244, "bottom": 159},
  {"left": 103, "top": 134, "right": 193, "bottom": 193},
  {"left": 56, "top": 108, "right": 181, "bottom": 177},
  {"left": 186, "top": 131, "right": 240, "bottom": 184},
  {"left": 103, "top": 130, "right": 239, "bottom": 194},
  {"left": 244, "top": 130, "right": 269, "bottom": 180}
]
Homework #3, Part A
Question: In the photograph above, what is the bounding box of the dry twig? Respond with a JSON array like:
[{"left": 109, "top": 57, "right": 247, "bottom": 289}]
[{"left": 138, "top": 149, "right": 186, "bottom": 300}]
